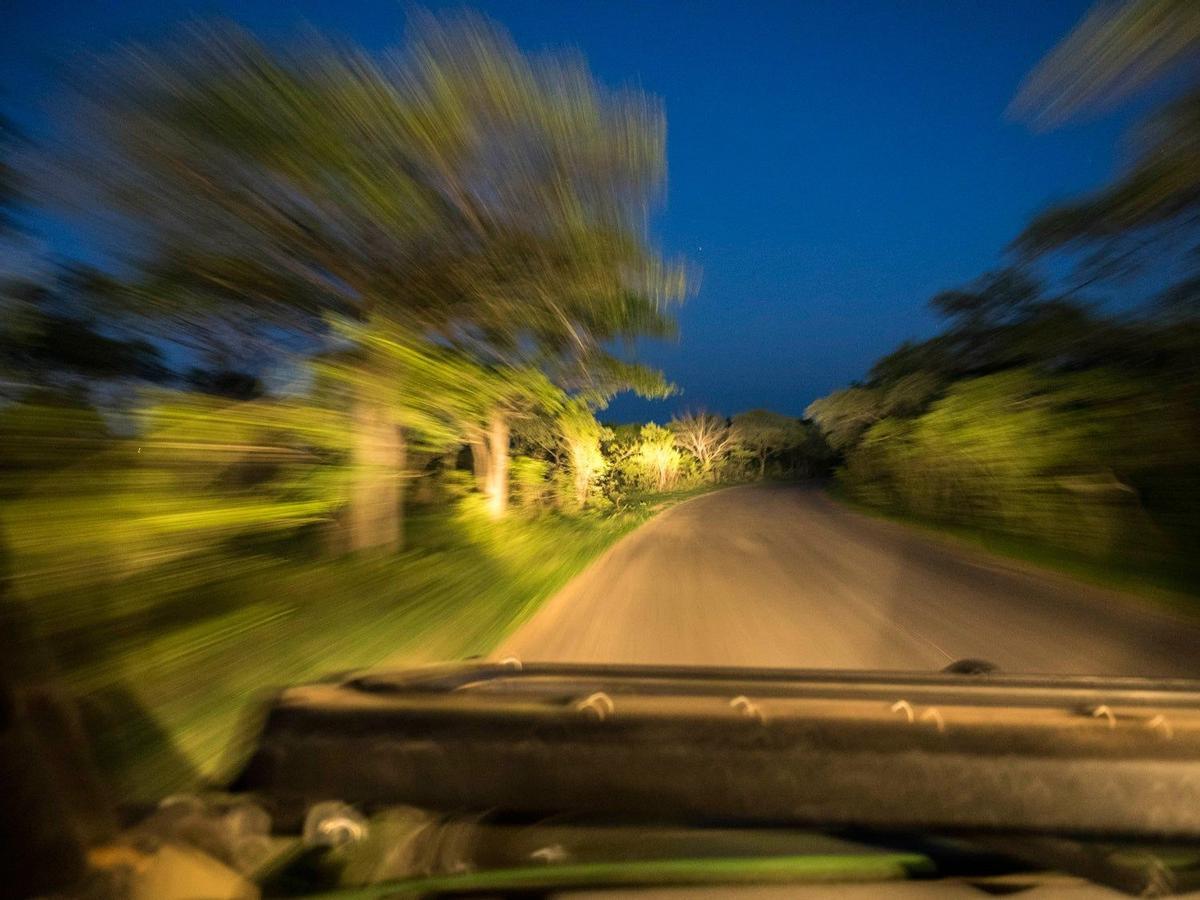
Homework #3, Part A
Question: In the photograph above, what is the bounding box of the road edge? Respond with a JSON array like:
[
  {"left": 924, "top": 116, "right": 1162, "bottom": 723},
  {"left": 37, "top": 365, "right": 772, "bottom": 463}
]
[
  {"left": 821, "top": 488, "right": 1200, "bottom": 628},
  {"left": 488, "top": 483, "right": 746, "bottom": 659}
]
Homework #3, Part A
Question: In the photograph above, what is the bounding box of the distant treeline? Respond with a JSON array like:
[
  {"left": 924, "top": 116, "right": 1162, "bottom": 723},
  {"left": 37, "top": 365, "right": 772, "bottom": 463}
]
[{"left": 806, "top": 271, "right": 1199, "bottom": 574}]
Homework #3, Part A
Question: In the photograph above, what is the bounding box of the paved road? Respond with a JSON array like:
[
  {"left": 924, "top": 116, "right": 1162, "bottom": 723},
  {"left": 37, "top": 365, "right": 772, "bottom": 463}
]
[{"left": 498, "top": 484, "right": 1200, "bottom": 676}]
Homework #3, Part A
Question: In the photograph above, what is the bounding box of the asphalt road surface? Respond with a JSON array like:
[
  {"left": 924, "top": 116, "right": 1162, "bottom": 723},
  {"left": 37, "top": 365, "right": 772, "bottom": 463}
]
[{"left": 498, "top": 484, "right": 1200, "bottom": 676}]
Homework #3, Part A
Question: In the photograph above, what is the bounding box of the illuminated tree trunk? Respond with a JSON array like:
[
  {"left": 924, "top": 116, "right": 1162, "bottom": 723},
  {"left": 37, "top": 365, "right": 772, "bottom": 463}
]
[
  {"left": 348, "top": 392, "right": 405, "bottom": 552},
  {"left": 468, "top": 411, "right": 510, "bottom": 518},
  {"left": 483, "top": 410, "right": 510, "bottom": 519}
]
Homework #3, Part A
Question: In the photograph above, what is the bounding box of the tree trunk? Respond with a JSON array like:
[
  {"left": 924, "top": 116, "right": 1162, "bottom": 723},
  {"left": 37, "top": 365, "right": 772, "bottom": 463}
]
[
  {"left": 483, "top": 410, "right": 510, "bottom": 519},
  {"left": 348, "top": 391, "right": 405, "bottom": 552},
  {"left": 469, "top": 429, "right": 489, "bottom": 491},
  {"left": 758, "top": 451, "right": 767, "bottom": 479}
]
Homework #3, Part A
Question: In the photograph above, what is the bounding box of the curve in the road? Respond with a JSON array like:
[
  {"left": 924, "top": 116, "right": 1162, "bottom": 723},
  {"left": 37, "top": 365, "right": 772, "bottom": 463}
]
[{"left": 497, "top": 484, "right": 1200, "bottom": 676}]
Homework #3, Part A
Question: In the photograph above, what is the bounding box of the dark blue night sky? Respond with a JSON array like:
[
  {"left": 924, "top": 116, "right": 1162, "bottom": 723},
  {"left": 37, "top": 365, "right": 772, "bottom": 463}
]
[{"left": 2, "top": 1, "right": 1135, "bottom": 420}]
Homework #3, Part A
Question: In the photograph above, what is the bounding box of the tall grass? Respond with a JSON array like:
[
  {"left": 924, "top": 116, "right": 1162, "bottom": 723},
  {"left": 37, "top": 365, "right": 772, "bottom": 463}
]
[{"left": 9, "top": 494, "right": 684, "bottom": 805}]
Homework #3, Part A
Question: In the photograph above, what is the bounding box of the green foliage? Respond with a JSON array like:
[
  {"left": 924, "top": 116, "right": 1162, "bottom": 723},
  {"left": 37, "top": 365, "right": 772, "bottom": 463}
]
[
  {"left": 804, "top": 388, "right": 885, "bottom": 451},
  {"left": 839, "top": 3, "right": 1200, "bottom": 581},
  {"left": 1010, "top": 1, "right": 1200, "bottom": 289},
  {"left": 881, "top": 372, "right": 942, "bottom": 418},
  {"left": 1013, "top": 86, "right": 1200, "bottom": 266},
  {"left": 511, "top": 455, "right": 551, "bottom": 510},
  {"left": 730, "top": 409, "right": 803, "bottom": 476},
  {"left": 1010, "top": 0, "right": 1200, "bottom": 129},
  {"left": 332, "top": 315, "right": 566, "bottom": 454},
  {"left": 1014, "top": 56, "right": 1200, "bottom": 545},
  {"left": 0, "top": 394, "right": 112, "bottom": 477},
  {"left": 587, "top": 420, "right": 703, "bottom": 498},
  {"left": 438, "top": 469, "right": 476, "bottom": 503},
  {"left": 837, "top": 368, "right": 1198, "bottom": 565},
  {"left": 4, "top": 389, "right": 352, "bottom": 612},
  {"left": 809, "top": 250, "right": 1199, "bottom": 581},
  {"left": 557, "top": 402, "right": 610, "bottom": 509},
  {"left": 805, "top": 375, "right": 942, "bottom": 451},
  {"left": 630, "top": 422, "right": 682, "bottom": 492},
  {"left": 41, "top": 11, "right": 691, "bottom": 542},
  {"left": 15, "top": 499, "right": 662, "bottom": 802},
  {"left": 58, "top": 14, "right": 687, "bottom": 381},
  {"left": 0, "top": 8, "right": 834, "bottom": 816}
]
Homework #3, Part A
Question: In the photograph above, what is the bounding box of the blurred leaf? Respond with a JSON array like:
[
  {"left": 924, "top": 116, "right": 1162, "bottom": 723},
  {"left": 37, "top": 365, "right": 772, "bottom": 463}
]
[{"left": 1010, "top": 0, "right": 1200, "bottom": 129}]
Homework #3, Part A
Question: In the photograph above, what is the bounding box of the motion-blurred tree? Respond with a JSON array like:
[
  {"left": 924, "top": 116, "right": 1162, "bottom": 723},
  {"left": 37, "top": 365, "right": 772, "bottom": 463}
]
[
  {"left": 0, "top": 112, "right": 22, "bottom": 234},
  {"left": 931, "top": 269, "right": 1041, "bottom": 334},
  {"left": 462, "top": 366, "right": 565, "bottom": 519},
  {"left": 52, "top": 13, "right": 686, "bottom": 546},
  {"left": 557, "top": 400, "right": 610, "bottom": 509},
  {"left": 805, "top": 388, "right": 887, "bottom": 451},
  {"left": 1010, "top": 0, "right": 1200, "bottom": 295},
  {"left": 803, "top": 0, "right": 1200, "bottom": 582},
  {"left": 0, "top": 268, "right": 169, "bottom": 404},
  {"left": 670, "top": 411, "right": 735, "bottom": 481},
  {"left": 631, "top": 422, "right": 681, "bottom": 492},
  {"left": 731, "top": 409, "right": 799, "bottom": 478},
  {"left": 1010, "top": 0, "right": 1200, "bottom": 128}
]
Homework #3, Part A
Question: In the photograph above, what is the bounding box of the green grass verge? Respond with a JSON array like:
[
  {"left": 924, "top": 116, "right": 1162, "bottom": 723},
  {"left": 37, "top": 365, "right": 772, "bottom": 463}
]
[
  {"left": 20, "top": 486, "right": 723, "bottom": 806},
  {"left": 828, "top": 486, "right": 1200, "bottom": 616}
]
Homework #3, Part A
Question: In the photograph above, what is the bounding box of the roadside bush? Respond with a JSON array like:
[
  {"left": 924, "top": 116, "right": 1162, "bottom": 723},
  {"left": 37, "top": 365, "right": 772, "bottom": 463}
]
[
  {"left": 511, "top": 455, "right": 551, "bottom": 511},
  {"left": 630, "top": 423, "right": 682, "bottom": 492},
  {"left": 557, "top": 403, "right": 609, "bottom": 511},
  {"left": 438, "top": 469, "right": 475, "bottom": 502},
  {"left": 838, "top": 369, "right": 1184, "bottom": 562}
]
